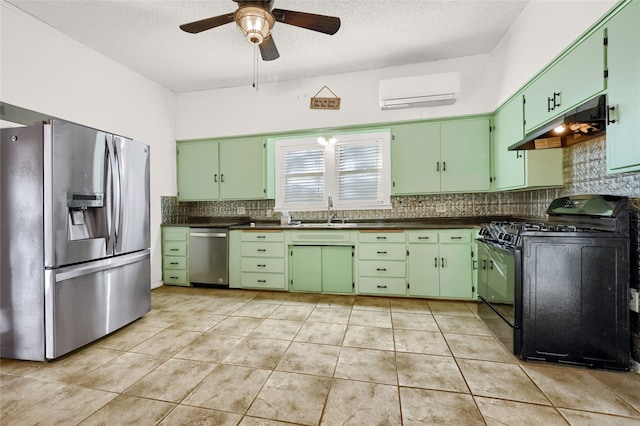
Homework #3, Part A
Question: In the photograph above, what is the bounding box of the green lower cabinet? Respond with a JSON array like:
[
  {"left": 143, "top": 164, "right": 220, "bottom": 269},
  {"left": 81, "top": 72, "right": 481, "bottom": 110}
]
[
  {"left": 289, "top": 245, "right": 353, "bottom": 293},
  {"left": 161, "top": 226, "right": 190, "bottom": 286},
  {"left": 438, "top": 244, "right": 474, "bottom": 299},
  {"left": 407, "top": 243, "right": 440, "bottom": 296}
]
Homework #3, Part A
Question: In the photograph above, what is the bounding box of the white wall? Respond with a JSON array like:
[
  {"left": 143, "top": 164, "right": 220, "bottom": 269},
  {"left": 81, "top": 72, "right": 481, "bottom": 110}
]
[
  {"left": 1, "top": 2, "right": 177, "bottom": 288},
  {"left": 176, "top": 0, "right": 618, "bottom": 141}
]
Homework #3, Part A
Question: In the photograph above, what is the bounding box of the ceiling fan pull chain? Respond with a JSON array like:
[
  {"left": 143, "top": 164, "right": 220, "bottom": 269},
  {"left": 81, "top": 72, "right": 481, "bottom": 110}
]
[{"left": 253, "top": 43, "right": 259, "bottom": 91}]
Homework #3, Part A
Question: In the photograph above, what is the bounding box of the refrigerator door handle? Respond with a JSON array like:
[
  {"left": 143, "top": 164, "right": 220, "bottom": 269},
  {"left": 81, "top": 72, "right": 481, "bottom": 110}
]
[
  {"left": 105, "top": 134, "right": 117, "bottom": 255},
  {"left": 112, "top": 136, "right": 122, "bottom": 244}
]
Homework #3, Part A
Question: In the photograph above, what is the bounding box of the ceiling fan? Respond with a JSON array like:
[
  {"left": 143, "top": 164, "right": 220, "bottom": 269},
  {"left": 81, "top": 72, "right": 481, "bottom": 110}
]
[{"left": 179, "top": 0, "right": 341, "bottom": 61}]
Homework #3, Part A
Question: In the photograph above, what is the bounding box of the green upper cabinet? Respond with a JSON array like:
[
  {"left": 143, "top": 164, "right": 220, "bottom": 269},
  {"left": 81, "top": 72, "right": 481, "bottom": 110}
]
[
  {"left": 492, "top": 95, "right": 563, "bottom": 191},
  {"left": 391, "top": 117, "right": 490, "bottom": 194},
  {"left": 605, "top": 0, "right": 640, "bottom": 173},
  {"left": 523, "top": 27, "right": 606, "bottom": 133},
  {"left": 177, "top": 137, "right": 266, "bottom": 201}
]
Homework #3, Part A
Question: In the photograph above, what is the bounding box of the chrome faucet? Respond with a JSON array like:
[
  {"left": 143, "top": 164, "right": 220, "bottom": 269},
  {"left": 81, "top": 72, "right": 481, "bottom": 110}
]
[{"left": 327, "top": 194, "right": 334, "bottom": 224}]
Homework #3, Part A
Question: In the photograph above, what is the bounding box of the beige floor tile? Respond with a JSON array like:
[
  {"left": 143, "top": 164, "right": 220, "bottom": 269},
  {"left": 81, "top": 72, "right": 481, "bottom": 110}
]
[
  {"left": 444, "top": 333, "right": 517, "bottom": 363},
  {"left": 251, "top": 292, "right": 289, "bottom": 304},
  {"left": 80, "top": 394, "right": 175, "bottom": 425},
  {"left": 166, "top": 296, "right": 218, "bottom": 313},
  {"left": 201, "top": 300, "right": 248, "bottom": 315},
  {"left": 400, "top": 387, "right": 484, "bottom": 425},
  {"left": 348, "top": 309, "right": 392, "bottom": 328},
  {"left": 391, "top": 312, "right": 440, "bottom": 331},
  {"left": 3, "top": 384, "right": 116, "bottom": 426},
  {"left": 168, "top": 312, "right": 227, "bottom": 332},
  {"left": 283, "top": 292, "right": 321, "bottom": 306},
  {"left": 231, "top": 302, "right": 280, "bottom": 318},
  {"left": 250, "top": 318, "right": 303, "bottom": 340},
  {"left": 209, "top": 316, "right": 264, "bottom": 336},
  {"left": 523, "top": 364, "right": 640, "bottom": 418},
  {"left": 559, "top": 408, "right": 640, "bottom": 425},
  {"left": 294, "top": 321, "right": 347, "bottom": 345},
  {"left": 276, "top": 342, "right": 340, "bottom": 377},
  {"left": 396, "top": 352, "right": 469, "bottom": 393},
  {"left": 26, "top": 346, "right": 122, "bottom": 384},
  {"left": 268, "top": 305, "right": 314, "bottom": 321},
  {"left": 159, "top": 405, "right": 242, "bottom": 425},
  {"left": 589, "top": 369, "right": 640, "bottom": 413},
  {"left": 353, "top": 295, "right": 391, "bottom": 311},
  {"left": 73, "top": 352, "right": 163, "bottom": 393},
  {"left": 183, "top": 364, "right": 270, "bottom": 414},
  {"left": 389, "top": 297, "right": 430, "bottom": 313},
  {"left": 307, "top": 306, "right": 352, "bottom": 324},
  {"left": 427, "top": 300, "right": 477, "bottom": 317},
  {"left": 393, "top": 329, "right": 451, "bottom": 356},
  {"left": 0, "top": 373, "right": 19, "bottom": 387},
  {"left": 316, "top": 294, "right": 355, "bottom": 308},
  {"left": 475, "top": 397, "right": 567, "bottom": 426},
  {"left": 248, "top": 371, "right": 331, "bottom": 425},
  {"left": 321, "top": 379, "right": 401, "bottom": 425},
  {"left": 94, "top": 324, "right": 163, "bottom": 351},
  {"left": 128, "top": 328, "right": 201, "bottom": 357},
  {"left": 334, "top": 347, "right": 397, "bottom": 385},
  {"left": 135, "top": 309, "right": 183, "bottom": 328},
  {"left": 458, "top": 359, "right": 550, "bottom": 404},
  {"left": 173, "top": 332, "right": 244, "bottom": 362},
  {"left": 343, "top": 325, "right": 395, "bottom": 350},
  {"left": 0, "top": 377, "right": 66, "bottom": 420},
  {"left": 434, "top": 314, "right": 491, "bottom": 336},
  {"left": 124, "top": 358, "right": 216, "bottom": 402},
  {"left": 223, "top": 337, "right": 291, "bottom": 369},
  {"left": 0, "top": 358, "right": 47, "bottom": 378},
  {"left": 239, "top": 416, "right": 295, "bottom": 426}
]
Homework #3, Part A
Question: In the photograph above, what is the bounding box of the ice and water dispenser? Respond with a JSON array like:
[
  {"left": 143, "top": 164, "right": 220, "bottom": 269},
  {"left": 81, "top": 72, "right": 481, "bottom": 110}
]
[{"left": 67, "top": 192, "right": 108, "bottom": 241}]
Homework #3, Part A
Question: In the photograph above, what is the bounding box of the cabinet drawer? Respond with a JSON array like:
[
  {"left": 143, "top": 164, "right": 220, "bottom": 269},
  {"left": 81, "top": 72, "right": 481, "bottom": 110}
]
[
  {"left": 240, "top": 273, "right": 286, "bottom": 290},
  {"left": 241, "top": 231, "right": 285, "bottom": 242},
  {"left": 163, "top": 228, "right": 189, "bottom": 241},
  {"left": 439, "top": 231, "right": 471, "bottom": 243},
  {"left": 359, "top": 232, "right": 405, "bottom": 243},
  {"left": 241, "top": 257, "right": 285, "bottom": 273},
  {"left": 358, "top": 277, "right": 407, "bottom": 296},
  {"left": 164, "top": 256, "right": 187, "bottom": 270},
  {"left": 240, "top": 242, "right": 285, "bottom": 258},
  {"left": 163, "top": 269, "right": 188, "bottom": 285},
  {"left": 359, "top": 244, "right": 407, "bottom": 260},
  {"left": 407, "top": 231, "right": 438, "bottom": 243},
  {"left": 359, "top": 260, "right": 406, "bottom": 278},
  {"left": 164, "top": 242, "right": 187, "bottom": 256}
]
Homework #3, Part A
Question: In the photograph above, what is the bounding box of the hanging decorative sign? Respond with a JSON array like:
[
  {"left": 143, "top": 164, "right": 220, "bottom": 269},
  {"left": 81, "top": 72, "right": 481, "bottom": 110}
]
[{"left": 310, "top": 86, "right": 341, "bottom": 110}]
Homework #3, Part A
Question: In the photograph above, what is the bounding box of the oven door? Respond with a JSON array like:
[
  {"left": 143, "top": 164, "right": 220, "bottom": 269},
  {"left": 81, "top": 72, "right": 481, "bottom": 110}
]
[{"left": 477, "top": 240, "right": 522, "bottom": 354}]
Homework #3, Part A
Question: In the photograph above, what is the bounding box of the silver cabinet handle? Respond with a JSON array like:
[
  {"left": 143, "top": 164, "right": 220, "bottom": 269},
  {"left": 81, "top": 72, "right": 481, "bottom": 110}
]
[
  {"left": 257, "top": 279, "right": 266, "bottom": 283},
  {"left": 377, "top": 285, "right": 388, "bottom": 289},
  {"left": 442, "top": 161, "right": 446, "bottom": 171},
  {"left": 376, "top": 268, "right": 387, "bottom": 272},
  {"left": 441, "top": 258, "right": 445, "bottom": 268},
  {"left": 376, "top": 236, "right": 387, "bottom": 240},
  {"left": 377, "top": 251, "right": 387, "bottom": 254},
  {"left": 257, "top": 264, "right": 266, "bottom": 268},
  {"left": 257, "top": 249, "right": 266, "bottom": 252},
  {"left": 434, "top": 257, "right": 438, "bottom": 268}
]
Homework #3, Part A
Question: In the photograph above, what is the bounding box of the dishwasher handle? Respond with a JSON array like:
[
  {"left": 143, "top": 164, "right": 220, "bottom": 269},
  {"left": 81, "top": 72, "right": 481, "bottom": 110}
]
[{"left": 190, "top": 232, "right": 227, "bottom": 238}]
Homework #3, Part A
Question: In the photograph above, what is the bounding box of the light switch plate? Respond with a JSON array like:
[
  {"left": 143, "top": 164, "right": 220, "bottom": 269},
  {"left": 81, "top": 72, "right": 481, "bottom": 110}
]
[{"left": 236, "top": 206, "right": 246, "bottom": 215}]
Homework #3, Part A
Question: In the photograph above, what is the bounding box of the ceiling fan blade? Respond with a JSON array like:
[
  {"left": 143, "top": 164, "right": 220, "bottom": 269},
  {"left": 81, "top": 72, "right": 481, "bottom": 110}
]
[
  {"left": 271, "top": 9, "right": 341, "bottom": 35},
  {"left": 259, "top": 36, "right": 280, "bottom": 61},
  {"left": 180, "top": 13, "right": 235, "bottom": 34}
]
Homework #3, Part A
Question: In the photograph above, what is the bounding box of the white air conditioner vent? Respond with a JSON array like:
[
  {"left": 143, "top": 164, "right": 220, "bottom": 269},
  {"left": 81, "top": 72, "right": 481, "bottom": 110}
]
[{"left": 379, "top": 72, "right": 461, "bottom": 110}]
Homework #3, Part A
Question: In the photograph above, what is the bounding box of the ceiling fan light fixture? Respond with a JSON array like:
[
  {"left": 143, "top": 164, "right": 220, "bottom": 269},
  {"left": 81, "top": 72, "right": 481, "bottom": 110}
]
[{"left": 235, "top": 6, "right": 275, "bottom": 45}]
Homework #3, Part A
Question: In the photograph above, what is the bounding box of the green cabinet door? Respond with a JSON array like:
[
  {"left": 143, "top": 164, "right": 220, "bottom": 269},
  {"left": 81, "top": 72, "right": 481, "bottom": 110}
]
[
  {"left": 290, "top": 245, "right": 353, "bottom": 293},
  {"left": 492, "top": 96, "right": 526, "bottom": 190},
  {"left": 321, "top": 246, "right": 354, "bottom": 293},
  {"left": 440, "top": 118, "right": 491, "bottom": 192},
  {"left": 290, "top": 246, "right": 322, "bottom": 292},
  {"left": 438, "top": 244, "right": 473, "bottom": 299},
  {"left": 177, "top": 141, "right": 219, "bottom": 201},
  {"left": 407, "top": 243, "right": 440, "bottom": 297},
  {"left": 219, "top": 137, "right": 266, "bottom": 199},
  {"left": 391, "top": 122, "right": 441, "bottom": 194},
  {"left": 606, "top": 0, "right": 640, "bottom": 173},
  {"left": 524, "top": 28, "right": 606, "bottom": 133}
]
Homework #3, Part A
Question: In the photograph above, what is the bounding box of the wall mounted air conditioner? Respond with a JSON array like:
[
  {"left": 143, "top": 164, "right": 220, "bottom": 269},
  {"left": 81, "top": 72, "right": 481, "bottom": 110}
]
[{"left": 379, "top": 72, "right": 461, "bottom": 110}]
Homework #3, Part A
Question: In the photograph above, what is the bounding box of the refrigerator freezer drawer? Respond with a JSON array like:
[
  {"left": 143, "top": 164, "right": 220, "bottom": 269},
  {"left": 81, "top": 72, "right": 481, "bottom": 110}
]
[{"left": 44, "top": 250, "right": 151, "bottom": 360}]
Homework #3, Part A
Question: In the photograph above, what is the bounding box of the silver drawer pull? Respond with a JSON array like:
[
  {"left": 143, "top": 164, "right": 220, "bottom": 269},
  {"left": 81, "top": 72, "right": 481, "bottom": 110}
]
[
  {"left": 170, "top": 276, "right": 179, "bottom": 280},
  {"left": 170, "top": 248, "right": 179, "bottom": 251},
  {"left": 169, "top": 262, "right": 179, "bottom": 265},
  {"left": 257, "top": 264, "right": 266, "bottom": 267},
  {"left": 257, "top": 279, "right": 267, "bottom": 283},
  {"left": 257, "top": 249, "right": 267, "bottom": 252},
  {"left": 418, "top": 236, "right": 430, "bottom": 240},
  {"left": 376, "top": 236, "right": 387, "bottom": 240},
  {"left": 376, "top": 268, "right": 387, "bottom": 272},
  {"left": 377, "top": 285, "right": 388, "bottom": 289},
  {"left": 256, "top": 235, "right": 266, "bottom": 239},
  {"left": 450, "top": 236, "right": 463, "bottom": 240},
  {"left": 377, "top": 251, "right": 387, "bottom": 254}
]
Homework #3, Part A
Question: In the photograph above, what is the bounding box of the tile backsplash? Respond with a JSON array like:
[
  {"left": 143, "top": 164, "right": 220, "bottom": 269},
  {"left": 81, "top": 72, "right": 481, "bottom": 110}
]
[{"left": 161, "top": 134, "right": 640, "bottom": 367}]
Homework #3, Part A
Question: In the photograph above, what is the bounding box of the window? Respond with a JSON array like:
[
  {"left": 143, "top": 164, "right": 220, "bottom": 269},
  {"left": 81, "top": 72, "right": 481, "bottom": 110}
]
[{"left": 274, "top": 130, "right": 391, "bottom": 212}]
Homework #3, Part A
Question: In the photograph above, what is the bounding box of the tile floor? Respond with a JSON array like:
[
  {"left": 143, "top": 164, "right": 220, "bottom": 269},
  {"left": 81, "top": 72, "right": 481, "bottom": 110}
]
[{"left": 2, "top": 286, "right": 640, "bottom": 425}]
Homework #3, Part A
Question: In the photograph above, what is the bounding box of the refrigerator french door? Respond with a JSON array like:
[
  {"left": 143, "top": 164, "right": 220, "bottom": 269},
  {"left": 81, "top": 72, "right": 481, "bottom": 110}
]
[{"left": 1, "top": 119, "right": 151, "bottom": 361}]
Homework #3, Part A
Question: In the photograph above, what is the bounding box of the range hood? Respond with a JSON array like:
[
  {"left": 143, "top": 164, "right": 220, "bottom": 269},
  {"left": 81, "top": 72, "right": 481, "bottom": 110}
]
[{"left": 508, "top": 94, "right": 607, "bottom": 151}]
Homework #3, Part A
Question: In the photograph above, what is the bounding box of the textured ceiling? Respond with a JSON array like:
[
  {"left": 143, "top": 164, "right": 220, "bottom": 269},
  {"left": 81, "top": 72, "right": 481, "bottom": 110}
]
[{"left": 6, "top": 0, "right": 529, "bottom": 93}]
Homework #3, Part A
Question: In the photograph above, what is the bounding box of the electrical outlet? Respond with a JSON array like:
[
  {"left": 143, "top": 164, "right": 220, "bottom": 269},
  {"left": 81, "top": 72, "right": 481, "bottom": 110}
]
[
  {"left": 630, "top": 289, "right": 640, "bottom": 313},
  {"left": 436, "top": 204, "right": 446, "bottom": 213},
  {"left": 236, "top": 206, "right": 246, "bottom": 215}
]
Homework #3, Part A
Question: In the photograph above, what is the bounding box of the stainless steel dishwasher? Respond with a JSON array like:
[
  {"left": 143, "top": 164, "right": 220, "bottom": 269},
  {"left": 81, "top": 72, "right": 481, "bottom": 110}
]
[{"left": 189, "top": 228, "right": 228, "bottom": 286}]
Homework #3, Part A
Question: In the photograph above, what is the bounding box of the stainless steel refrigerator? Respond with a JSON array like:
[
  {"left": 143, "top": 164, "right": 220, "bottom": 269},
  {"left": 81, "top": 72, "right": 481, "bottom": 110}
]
[{"left": 1, "top": 118, "right": 151, "bottom": 361}]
